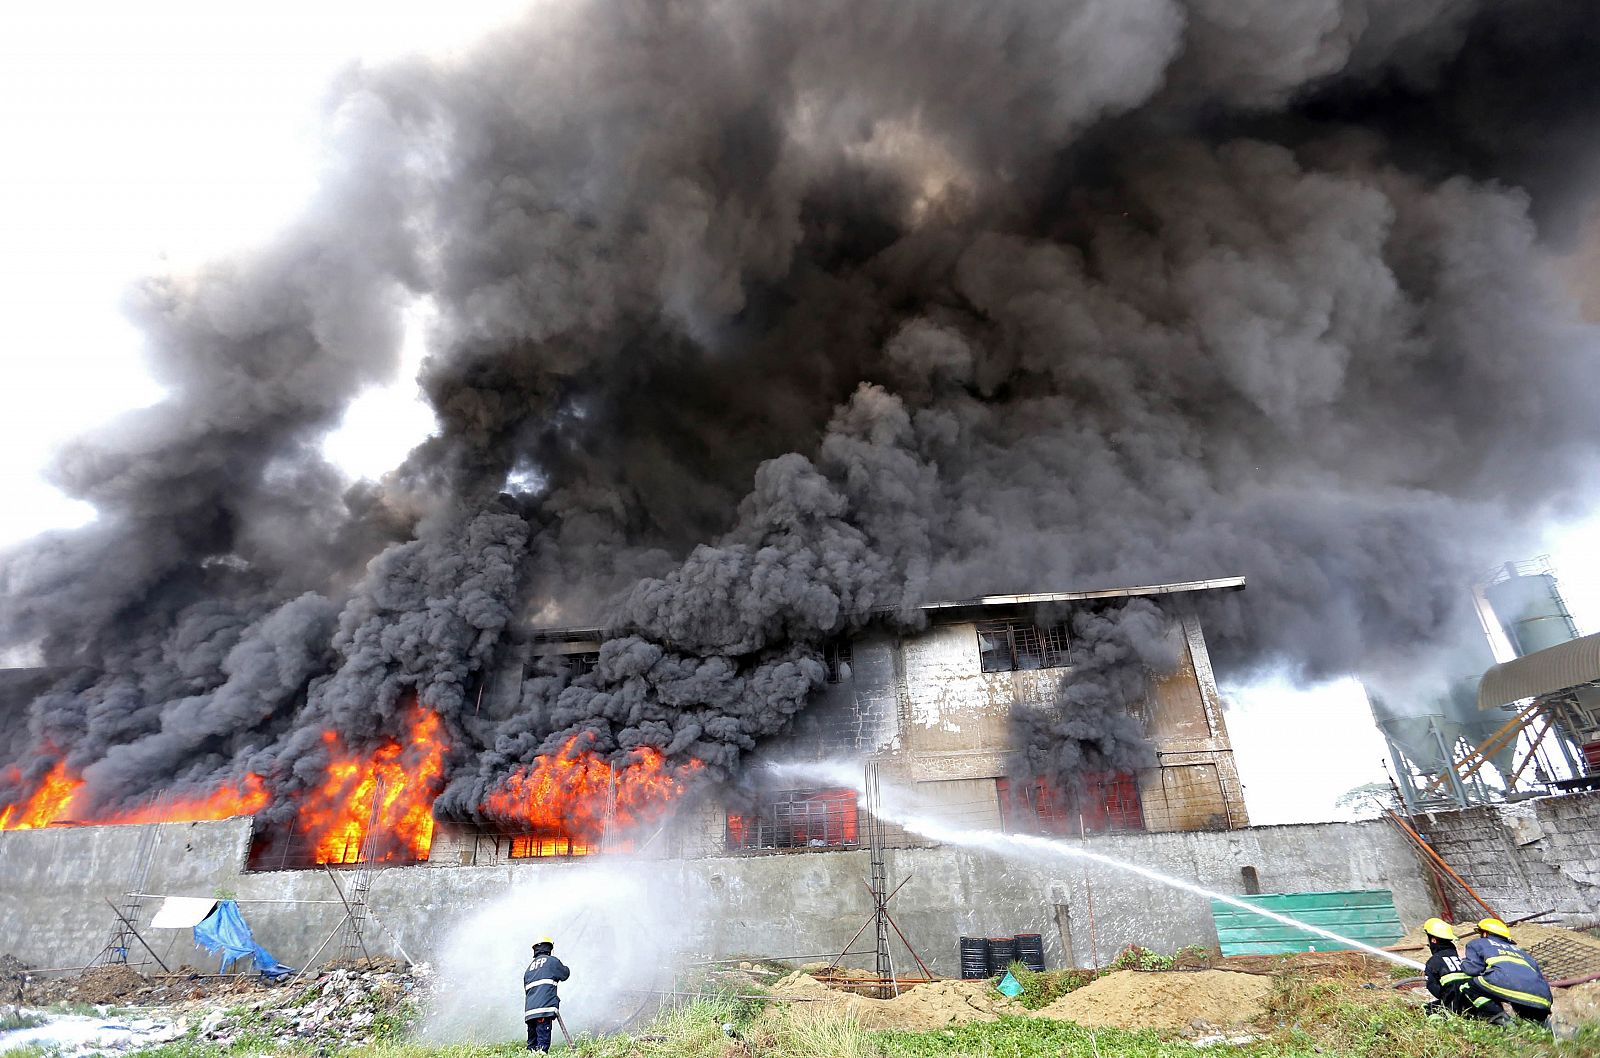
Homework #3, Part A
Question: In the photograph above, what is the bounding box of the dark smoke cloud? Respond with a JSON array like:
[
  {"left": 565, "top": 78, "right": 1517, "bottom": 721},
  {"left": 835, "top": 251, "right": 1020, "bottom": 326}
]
[
  {"left": 1010, "top": 600, "right": 1174, "bottom": 791},
  {"left": 4, "top": 0, "right": 1600, "bottom": 816}
]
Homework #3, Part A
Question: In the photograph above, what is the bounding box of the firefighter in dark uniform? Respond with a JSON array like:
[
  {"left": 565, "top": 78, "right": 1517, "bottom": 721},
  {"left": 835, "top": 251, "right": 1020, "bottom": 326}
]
[
  {"left": 1420, "top": 918, "right": 1500, "bottom": 1021},
  {"left": 1460, "top": 917, "right": 1553, "bottom": 1026},
  {"left": 523, "top": 936, "right": 571, "bottom": 1052}
]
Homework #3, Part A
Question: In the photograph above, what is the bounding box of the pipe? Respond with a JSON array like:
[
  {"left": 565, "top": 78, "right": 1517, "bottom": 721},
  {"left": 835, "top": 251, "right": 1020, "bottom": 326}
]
[
  {"left": 1552, "top": 972, "right": 1600, "bottom": 989},
  {"left": 1383, "top": 810, "right": 1497, "bottom": 916}
]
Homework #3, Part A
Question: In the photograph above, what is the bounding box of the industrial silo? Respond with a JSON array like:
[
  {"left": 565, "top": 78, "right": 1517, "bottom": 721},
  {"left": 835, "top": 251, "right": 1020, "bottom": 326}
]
[{"left": 1483, "top": 560, "right": 1580, "bottom": 657}]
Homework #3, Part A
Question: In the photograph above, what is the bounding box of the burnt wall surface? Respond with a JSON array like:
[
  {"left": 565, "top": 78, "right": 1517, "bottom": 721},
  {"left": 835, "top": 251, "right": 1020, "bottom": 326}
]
[
  {"left": 1413, "top": 790, "right": 1600, "bottom": 923},
  {"left": 0, "top": 814, "right": 1429, "bottom": 987}
]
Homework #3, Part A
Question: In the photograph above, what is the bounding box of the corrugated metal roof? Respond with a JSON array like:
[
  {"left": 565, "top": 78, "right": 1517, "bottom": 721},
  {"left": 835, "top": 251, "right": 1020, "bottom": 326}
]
[
  {"left": 531, "top": 577, "right": 1248, "bottom": 638},
  {"left": 1211, "top": 890, "right": 1403, "bottom": 955},
  {"left": 916, "top": 576, "right": 1247, "bottom": 611},
  {"left": 1477, "top": 632, "right": 1600, "bottom": 711}
]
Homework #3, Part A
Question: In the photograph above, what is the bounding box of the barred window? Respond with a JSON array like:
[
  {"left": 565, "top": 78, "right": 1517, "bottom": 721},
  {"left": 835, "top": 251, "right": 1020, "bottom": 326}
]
[
  {"left": 978, "top": 621, "right": 1071, "bottom": 672},
  {"left": 508, "top": 834, "right": 596, "bottom": 858},
  {"left": 565, "top": 652, "right": 600, "bottom": 678},
  {"left": 726, "top": 788, "right": 859, "bottom": 851},
  {"left": 824, "top": 638, "right": 854, "bottom": 683},
  {"left": 997, "top": 773, "right": 1143, "bottom": 836}
]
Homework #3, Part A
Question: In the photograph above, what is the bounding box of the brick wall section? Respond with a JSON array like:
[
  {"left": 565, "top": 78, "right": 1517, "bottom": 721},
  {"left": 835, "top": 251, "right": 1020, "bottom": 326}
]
[{"left": 1413, "top": 789, "right": 1600, "bottom": 923}]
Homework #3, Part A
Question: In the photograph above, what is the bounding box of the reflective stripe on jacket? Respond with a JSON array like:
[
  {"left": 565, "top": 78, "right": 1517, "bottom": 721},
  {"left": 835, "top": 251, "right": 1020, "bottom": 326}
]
[
  {"left": 523, "top": 954, "right": 571, "bottom": 1021},
  {"left": 1461, "top": 936, "right": 1551, "bottom": 1009}
]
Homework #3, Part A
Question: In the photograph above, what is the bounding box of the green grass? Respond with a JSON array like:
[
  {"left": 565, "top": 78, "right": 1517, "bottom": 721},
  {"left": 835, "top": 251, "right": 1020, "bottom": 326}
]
[
  {"left": 0, "top": 1045, "right": 60, "bottom": 1058},
  {"left": 9, "top": 978, "right": 1588, "bottom": 1058},
  {"left": 0, "top": 1012, "right": 48, "bottom": 1032},
  {"left": 1001, "top": 963, "right": 1095, "bottom": 1010}
]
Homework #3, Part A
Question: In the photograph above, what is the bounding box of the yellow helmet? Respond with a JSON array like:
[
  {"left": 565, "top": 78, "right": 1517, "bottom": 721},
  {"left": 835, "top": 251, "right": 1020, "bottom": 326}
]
[
  {"left": 533, "top": 935, "right": 554, "bottom": 948},
  {"left": 1422, "top": 918, "right": 1456, "bottom": 941},
  {"left": 1478, "top": 918, "right": 1512, "bottom": 940}
]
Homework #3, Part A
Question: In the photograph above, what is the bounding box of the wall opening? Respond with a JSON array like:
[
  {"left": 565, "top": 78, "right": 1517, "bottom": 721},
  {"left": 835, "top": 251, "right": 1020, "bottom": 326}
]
[
  {"left": 1241, "top": 865, "right": 1261, "bottom": 894},
  {"left": 726, "top": 788, "right": 860, "bottom": 852},
  {"left": 997, "top": 773, "right": 1144, "bottom": 835},
  {"left": 977, "top": 620, "right": 1071, "bottom": 672},
  {"left": 824, "top": 638, "right": 854, "bottom": 683}
]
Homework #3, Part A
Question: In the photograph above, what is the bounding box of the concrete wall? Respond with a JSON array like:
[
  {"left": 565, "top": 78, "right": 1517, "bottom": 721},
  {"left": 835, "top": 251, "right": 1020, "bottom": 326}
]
[
  {"left": 0, "top": 815, "right": 1430, "bottom": 976},
  {"left": 1413, "top": 789, "right": 1600, "bottom": 923}
]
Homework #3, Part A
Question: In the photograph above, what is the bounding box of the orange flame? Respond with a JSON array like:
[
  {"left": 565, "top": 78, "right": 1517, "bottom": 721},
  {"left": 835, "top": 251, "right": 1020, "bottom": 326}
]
[
  {"left": 296, "top": 708, "right": 446, "bottom": 863},
  {"left": 0, "top": 761, "right": 81, "bottom": 830},
  {"left": 482, "top": 735, "right": 701, "bottom": 846},
  {"left": 0, "top": 761, "right": 268, "bottom": 831}
]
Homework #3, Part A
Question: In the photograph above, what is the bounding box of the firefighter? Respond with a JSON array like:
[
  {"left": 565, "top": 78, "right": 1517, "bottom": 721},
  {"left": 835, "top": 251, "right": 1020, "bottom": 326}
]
[
  {"left": 1461, "top": 918, "right": 1553, "bottom": 1026},
  {"left": 1420, "top": 918, "right": 1499, "bottom": 1020},
  {"left": 523, "top": 935, "right": 571, "bottom": 1052}
]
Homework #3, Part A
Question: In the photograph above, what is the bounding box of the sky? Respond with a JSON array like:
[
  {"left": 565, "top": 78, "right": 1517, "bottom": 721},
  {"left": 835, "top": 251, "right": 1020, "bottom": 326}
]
[{"left": 1, "top": 2, "right": 1596, "bottom": 826}]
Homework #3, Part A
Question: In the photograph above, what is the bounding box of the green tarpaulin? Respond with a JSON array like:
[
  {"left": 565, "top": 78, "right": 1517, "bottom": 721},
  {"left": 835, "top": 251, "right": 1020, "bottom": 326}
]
[{"left": 1210, "top": 890, "right": 1403, "bottom": 955}]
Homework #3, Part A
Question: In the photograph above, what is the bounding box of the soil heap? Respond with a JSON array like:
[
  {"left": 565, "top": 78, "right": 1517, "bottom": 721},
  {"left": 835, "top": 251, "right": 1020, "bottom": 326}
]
[{"left": 1035, "top": 970, "right": 1273, "bottom": 1033}]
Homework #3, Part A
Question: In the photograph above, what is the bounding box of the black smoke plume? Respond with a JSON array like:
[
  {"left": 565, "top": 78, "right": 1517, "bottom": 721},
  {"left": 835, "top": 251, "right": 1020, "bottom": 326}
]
[
  {"left": 1011, "top": 600, "right": 1173, "bottom": 792},
  {"left": 3, "top": 0, "right": 1600, "bottom": 818}
]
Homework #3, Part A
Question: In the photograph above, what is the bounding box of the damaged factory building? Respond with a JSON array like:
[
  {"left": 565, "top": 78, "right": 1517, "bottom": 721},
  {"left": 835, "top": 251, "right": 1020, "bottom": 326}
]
[
  {"left": 6, "top": 575, "right": 1508, "bottom": 977},
  {"left": 435, "top": 577, "right": 1251, "bottom": 868},
  {"left": 4, "top": 577, "right": 1599, "bottom": 977}
]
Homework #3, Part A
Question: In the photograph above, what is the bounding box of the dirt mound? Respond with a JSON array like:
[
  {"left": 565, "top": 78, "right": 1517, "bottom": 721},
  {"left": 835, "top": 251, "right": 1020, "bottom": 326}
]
[
  {"left": 0, "top": 954, "right": 33, "bottom": 997},
  {"left": 768, "top": 973, "right": 1022, "bottom": 1030},
  {"left": 50, "top": 964, "right": 150, "bottom": 1004},
  {"left": 1554, "top": 980, "right": 1600, "bottom": 1030},
  {"left": 1036, "top": 970, "right": 1273, "bottom": 1032},
  {"left": 1214, "top": 951, "right": 1395, "bottom": 980}
]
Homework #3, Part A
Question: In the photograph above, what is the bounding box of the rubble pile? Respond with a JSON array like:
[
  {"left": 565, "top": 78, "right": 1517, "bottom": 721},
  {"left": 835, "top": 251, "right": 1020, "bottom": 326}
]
[
  {"left": 184, "top": 964, "right": 430, "bottom": 1051},
  {"left": 0, "top": 958, "right": 430, "bottom": 1056}
]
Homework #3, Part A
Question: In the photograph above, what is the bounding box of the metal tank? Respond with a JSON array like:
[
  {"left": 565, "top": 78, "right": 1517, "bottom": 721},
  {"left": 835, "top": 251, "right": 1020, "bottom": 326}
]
[{"left": 1483, "top": 560, "right": 1580, "bottom": 658}]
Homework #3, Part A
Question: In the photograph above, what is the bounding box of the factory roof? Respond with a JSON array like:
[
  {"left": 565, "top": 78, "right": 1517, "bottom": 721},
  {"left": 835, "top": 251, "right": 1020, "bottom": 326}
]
[
  {"left": 915, "top": 576, "right": 1246, "bottom": 612},
  {"left": 1478, "top": 631, "right": 1600, "bottom": 711},
  {"left": 528, "top": 576, "right": 1245, "bottom": 644}
]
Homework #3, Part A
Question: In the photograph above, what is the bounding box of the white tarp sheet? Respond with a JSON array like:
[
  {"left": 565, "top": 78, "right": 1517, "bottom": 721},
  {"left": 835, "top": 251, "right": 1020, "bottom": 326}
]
[{"left": 149, "top": 896, "right": 218, "bottom": 929}]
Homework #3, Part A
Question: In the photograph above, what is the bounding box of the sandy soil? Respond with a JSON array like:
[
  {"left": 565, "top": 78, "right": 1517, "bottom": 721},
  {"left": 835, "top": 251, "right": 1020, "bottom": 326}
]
[
  {"left": 768, "top": 972, "right": 1023, "bottom": 1030},
  {"left": 1033, "top": 970, "right": 1275, "bottom": 1032}
]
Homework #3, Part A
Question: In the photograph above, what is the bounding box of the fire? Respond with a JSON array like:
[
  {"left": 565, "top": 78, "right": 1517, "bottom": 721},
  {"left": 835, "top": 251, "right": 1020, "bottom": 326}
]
[
  {"left": 0, "top": 761, "right": 267, "bottom": 831},
  {"left": 100, "top": 774, "right": 270, "bottom": 825},
  {"left": 482, "top": 735, "right": 701, "bottom": 847},
  {"left": 296, "top": 707, "right": 446, "bottom": 864},
  {"left": 0, "top": 762, "right": 80, "bottom": 830}
]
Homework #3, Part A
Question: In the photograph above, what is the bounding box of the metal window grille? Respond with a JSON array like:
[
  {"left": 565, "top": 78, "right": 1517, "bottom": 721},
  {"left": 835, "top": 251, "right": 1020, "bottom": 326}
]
[
  {"left": 508, "top": 834, "right": 596, "bottom": 858},
  {"left": 824, "top": 639, "right": 854, "bottom": 683},
  {"left": 977, "top": 621, "right": 1071, "bottom": 672},
  {"left": 726, "top": 788, "right": 860, "bottom": 851},
  {"left": 565, "top": 652, "right": 600, "bottom": 678},
  {"left": 245, "top": 826, "right": 427, "bottom": 871},
  {"left": 997, "top": 773, "right": 1143, "bottom": 836}
]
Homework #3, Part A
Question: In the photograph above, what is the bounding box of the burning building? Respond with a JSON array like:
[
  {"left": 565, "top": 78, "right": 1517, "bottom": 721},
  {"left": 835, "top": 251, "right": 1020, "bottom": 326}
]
[{"left": 433, "top": 577, "right": 1249, "bottom": 865}]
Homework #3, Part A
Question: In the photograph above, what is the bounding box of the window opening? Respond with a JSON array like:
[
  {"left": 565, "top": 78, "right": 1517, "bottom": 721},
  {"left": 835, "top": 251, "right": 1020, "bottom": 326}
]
[
  {"left": 726, "top": 788, "right": 860, "bottom": 851},
  {"left": 824, "top": 638, "right": 854, "bottom": 683},
  {"left": 977, "top": 620, "right": 1071, "bottom": 673},
  {"left": 565, "top": 652, "right": 600, "bottom": 678},
  {"left": 508, "top": 834, "right": 597, "bottom": 858},
  {"left": 997, "top": 773, "right": 1143, "bottom": 835}
]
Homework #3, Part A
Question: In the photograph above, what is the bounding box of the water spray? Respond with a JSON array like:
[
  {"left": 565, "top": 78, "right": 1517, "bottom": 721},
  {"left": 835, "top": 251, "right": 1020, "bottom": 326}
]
[{"left": 769, "top": 759, "right": 1423, "bottom": 971}]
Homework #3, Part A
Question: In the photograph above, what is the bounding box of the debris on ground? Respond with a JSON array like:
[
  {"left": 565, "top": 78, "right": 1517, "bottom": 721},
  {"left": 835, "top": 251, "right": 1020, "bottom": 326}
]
[
  {"left": 0, "top": 957, "right": 430, "bottom": 1055},
  {"left": 1033, "top": 969, "right": 1276, "bottom": 1033}
]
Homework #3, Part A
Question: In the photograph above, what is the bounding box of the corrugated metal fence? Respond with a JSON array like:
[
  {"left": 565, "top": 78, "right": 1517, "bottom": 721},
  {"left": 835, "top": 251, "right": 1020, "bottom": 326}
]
[{"left": 1210, "top": 890, "right": 1403, "bottom": 956}]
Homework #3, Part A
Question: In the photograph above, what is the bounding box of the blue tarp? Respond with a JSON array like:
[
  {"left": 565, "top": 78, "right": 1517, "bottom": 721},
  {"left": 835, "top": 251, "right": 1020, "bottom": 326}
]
[{"left": 193, "top": 899, "right": 294, "bottom": 979}]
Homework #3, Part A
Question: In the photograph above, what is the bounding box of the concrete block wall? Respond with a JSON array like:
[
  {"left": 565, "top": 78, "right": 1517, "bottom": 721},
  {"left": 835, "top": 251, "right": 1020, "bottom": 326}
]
[
  {"left": 1413, "top": 790, "right": 1600, "bottom": 923},
  {"left": 0, "top": 815, "right": 1431, "bottom": 978}
]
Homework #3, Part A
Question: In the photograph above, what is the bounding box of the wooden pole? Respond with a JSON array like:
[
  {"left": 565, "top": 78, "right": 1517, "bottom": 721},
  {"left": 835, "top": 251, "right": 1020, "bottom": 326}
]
[{"left": 1384, "top": 810, "right": 1497, "bottom": 916}]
